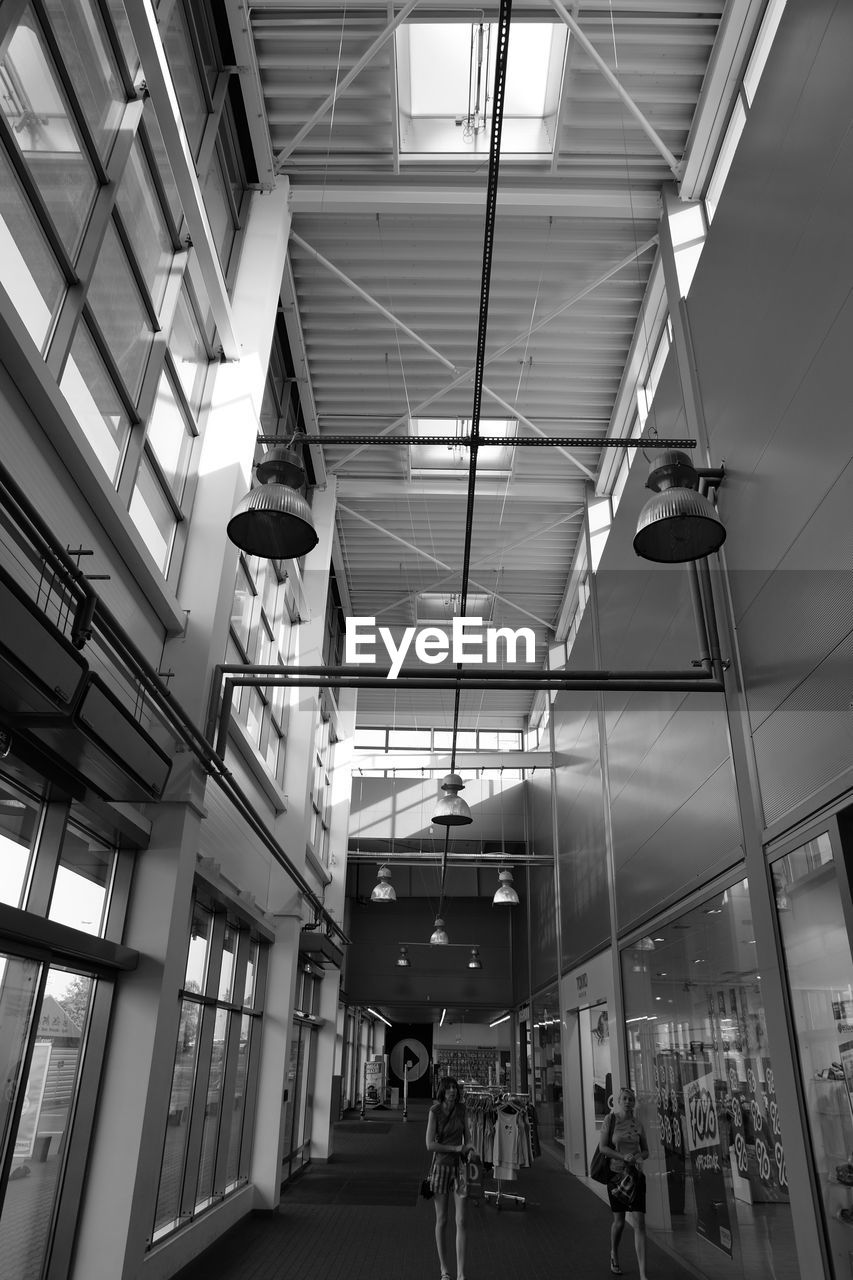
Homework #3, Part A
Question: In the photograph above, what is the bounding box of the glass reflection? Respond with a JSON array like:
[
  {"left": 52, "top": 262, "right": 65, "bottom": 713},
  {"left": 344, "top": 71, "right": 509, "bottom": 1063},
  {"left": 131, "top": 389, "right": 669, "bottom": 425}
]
[
  {"left": 622, "top": 881, "right": 796, "bottom": 1280},
  {"left": 1, "top": 7, "right": 97, "bottom": 257},
  {"left": 773, "top": 831, "right": 852, "bottom": 1278},
  {"left": 0, "top": 967, "right": 92, "bottom": 1280}
]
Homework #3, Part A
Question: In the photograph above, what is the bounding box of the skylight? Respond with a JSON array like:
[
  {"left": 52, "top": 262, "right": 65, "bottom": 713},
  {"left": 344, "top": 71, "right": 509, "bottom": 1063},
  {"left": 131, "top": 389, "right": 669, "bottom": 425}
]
[
  {"left": 396, "top": 22, "right": 568, "bottom": 157},
  {"left": 409, "top": 418, "right": 516, "bottom": 478}
]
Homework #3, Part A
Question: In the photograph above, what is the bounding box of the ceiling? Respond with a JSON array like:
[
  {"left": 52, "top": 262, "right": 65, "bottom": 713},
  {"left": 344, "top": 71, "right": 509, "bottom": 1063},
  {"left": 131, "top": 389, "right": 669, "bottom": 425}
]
[{"left": 243, "top": 0, "right": 760, "bottom": 732}]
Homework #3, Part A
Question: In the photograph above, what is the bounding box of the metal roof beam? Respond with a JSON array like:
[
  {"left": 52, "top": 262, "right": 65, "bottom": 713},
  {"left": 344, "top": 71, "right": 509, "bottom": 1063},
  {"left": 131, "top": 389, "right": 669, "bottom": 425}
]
[
  {"left": 549, "top": 0, "right": 684, "bottom": 181},
  {"left": 337, "top": 503, "right": 556, "bottom": 630},
  {"left": 289, "top": 186, "right": 662, "bottom": 220},
  {"left": 274, "top": 0, "right": 420, "bottom": 166},
  {"left": 335, "top": 477, "right": 586, "bottom": 500}
]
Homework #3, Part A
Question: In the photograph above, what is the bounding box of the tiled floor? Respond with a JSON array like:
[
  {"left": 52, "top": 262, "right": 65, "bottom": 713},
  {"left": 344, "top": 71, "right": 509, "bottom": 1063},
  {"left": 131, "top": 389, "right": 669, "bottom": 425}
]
[{"left": 174, "top": 1102, "right": 701, "bottom": 1280}]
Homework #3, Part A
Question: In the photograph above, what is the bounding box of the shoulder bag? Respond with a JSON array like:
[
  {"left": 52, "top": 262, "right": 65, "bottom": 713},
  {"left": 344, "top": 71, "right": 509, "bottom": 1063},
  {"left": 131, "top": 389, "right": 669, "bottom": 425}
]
[{"left": 589, "top": 1112, "right": 615, "bottom": 1183}]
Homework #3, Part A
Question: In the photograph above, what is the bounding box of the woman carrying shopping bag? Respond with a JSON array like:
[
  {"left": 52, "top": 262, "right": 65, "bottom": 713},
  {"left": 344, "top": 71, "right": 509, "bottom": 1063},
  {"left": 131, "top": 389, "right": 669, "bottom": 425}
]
[{"left": 598, "top": 1087, "right": 651, "bottom": 1278}]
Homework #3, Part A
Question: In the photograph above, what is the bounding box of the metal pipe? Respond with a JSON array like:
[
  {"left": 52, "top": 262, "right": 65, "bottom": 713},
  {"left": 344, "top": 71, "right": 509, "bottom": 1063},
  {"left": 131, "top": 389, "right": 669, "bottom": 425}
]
[
  {"left": 687, "top": 561, "right": 712, "bottom": 674},
  {"left": 211, "top": 663, "right": 723, "bottom": 682}
]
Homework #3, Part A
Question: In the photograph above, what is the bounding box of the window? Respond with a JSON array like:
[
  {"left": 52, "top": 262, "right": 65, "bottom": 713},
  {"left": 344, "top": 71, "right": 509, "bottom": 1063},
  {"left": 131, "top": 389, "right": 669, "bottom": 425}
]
[
  {"left": 409, "top": 418, "right": 515, "bottom": 479},
  {"left": 152, "top": 895, "right": 268, "bottom": 1241},
  {"left": 0, "top": 143, "right": 65, "bottom": 352},
  {"left": 228, "top": 555, "right": 294, "bottom": 787},
  {"left": 310, "top": 704, "right": 333, "bottom": 866},
  {"left": 129, "top": 366, "right": 197, "bottom": 574},
  {"left": 396, "top": 22, "right": 568, "bottom": 158}
]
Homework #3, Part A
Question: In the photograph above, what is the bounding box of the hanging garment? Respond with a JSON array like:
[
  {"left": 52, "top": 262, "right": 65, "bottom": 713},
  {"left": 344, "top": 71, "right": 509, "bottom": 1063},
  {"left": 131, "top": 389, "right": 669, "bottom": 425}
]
[{"left": 492, "top": 1105, "right": 522, "bottom": 1180}]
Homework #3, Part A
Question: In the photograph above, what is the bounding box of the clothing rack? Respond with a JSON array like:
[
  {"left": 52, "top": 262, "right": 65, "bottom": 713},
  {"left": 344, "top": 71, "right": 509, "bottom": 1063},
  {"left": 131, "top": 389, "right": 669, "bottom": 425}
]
[{"left": 481, "top": 1091, "right": 531, "bottom": 1209}]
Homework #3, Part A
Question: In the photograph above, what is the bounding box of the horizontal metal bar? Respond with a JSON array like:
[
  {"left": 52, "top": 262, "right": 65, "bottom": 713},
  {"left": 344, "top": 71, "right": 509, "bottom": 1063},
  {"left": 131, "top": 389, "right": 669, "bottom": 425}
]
[
  {"left": 224, "top": 673, "right": 723, "bottom": 693},
  {"left": 216, "top": 663, "right": 719, "bottom": 683},
  {"left": 257, "top": 434, "right": 696, "bottom": 449},
  {"left": 348, "top": 854, "right": 554, "bottom": 866}
]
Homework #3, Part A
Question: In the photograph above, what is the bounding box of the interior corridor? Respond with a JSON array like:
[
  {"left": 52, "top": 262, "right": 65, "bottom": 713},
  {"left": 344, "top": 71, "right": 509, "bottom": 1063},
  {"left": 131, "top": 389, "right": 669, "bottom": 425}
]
[{"left": 173, "top": 1102, "right": 698, "bottom": 1280}]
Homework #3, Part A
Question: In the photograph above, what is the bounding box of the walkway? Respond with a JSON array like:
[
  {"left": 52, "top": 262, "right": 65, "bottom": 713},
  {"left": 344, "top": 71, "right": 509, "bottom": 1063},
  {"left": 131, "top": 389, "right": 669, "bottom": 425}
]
[{"left": 174, "top": 1102, "right": 699, "bottom": 1280}]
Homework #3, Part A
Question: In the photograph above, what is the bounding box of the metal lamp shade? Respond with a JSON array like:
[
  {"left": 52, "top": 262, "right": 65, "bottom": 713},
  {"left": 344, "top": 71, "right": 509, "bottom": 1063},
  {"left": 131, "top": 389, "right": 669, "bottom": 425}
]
[
  {"left": 396, "top": 946, "right": 411, "bottom": 967},
  {"left": 492, "top": 869, "right": 519, "bottom": 906},
  {"left": 227, "top": 445, "right": 319, "bottom": 559},
  {"left": 468, "top": 948, "right": 482, "bottom": 969},
  {"left": 370, "top": 866, "right": 397, "bottom": 902},
  {"left": 429, "top": 917, "right": 449, "bottom": 945},
  {"left": 633, "top": 487, "right": 726, "bottom": 563},
  {"left": 633, "top": 449, "right": 725, "bottom": 564},
  {"left": 432, "top": 772, "right": 473, "bottom": 827}
]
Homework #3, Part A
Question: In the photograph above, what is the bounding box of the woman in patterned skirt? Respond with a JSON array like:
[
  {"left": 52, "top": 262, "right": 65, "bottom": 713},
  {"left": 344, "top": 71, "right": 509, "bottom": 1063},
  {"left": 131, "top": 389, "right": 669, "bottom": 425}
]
[{"left": 426, "top": 1077, "right": 474, "bottom": 1280}]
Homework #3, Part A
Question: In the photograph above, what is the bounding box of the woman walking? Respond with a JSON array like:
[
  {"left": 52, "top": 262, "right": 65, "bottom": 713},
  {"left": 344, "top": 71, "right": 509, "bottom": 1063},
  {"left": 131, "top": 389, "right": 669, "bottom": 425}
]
[
  {"left": 598, "top": 1086, "right": 650, "bottom": 1278},
  {"left": 426, "top": 1076, "right": 473, "bottom": 1280}
]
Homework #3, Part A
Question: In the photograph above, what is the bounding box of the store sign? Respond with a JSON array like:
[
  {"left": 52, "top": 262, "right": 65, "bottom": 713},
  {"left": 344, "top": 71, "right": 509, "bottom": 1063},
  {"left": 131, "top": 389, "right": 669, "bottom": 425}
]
[
  {"left": 682, "top": 1065, "right": 733, "bottom": 1256},
  {"left": 743, "top": 1058, "right": 788, "bottom": 1200},
  {"left": 654, "top": 1053, "right": 686, "bottom": 1215},
  {"left": 364, "top": 1058, "right": 385, "bottom": 1108}
]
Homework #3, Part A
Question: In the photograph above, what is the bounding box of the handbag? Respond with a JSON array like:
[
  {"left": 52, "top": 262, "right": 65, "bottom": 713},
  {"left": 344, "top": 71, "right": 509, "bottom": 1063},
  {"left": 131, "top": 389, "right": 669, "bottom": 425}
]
[
  {"left": 464, "top": 1153, "right": 484, "bottom": 1201},
  {"left": 610, "top": 1166, "right": 638, "bottom": 1209},
  {"left": 589, "top": 1113, "right": 615, "bottom": 1183}
]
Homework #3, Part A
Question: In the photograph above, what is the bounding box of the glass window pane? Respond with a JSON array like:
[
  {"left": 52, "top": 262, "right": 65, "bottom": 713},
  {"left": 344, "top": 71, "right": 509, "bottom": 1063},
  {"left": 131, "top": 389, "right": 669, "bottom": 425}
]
[
  {"left": 773, "top": 832, "right": 851, "bottom": 1276},
  {"left": 60, "top": 320, "right": 131, "bottom": 483},
  {"left": 218, "top": 924, "right": 237, "bottom": 1003},
  {"left": 201, "top": 152, "right": 236, "bottom": 276},
  {"left": 0, "top": 779, "right": 41, "bottom": 909},
  {"left": 225, "top": 1013, "right": 252, "bottom": 1185},
  {"left": 230, "top": 563, "right": 256, "bottom": 656},
  {"left": 115, "top": 137, "right": 174, "bottom": 313},
  {"left": 153, "top": 997, "right": 202, "bottom": 1236},
  {"left": 87, "top": 220, "right": 154, "bottom": 400},
  {"left": 195, "top": 1006, "right": 229, "bottom": 1207},
  {"left": 162, "top": 4, "right": 207, "bottom": 158},
  {"left": 0, "top": 143, "right": 65, "bottom": 351},
  {"left": 169, "top": 289, "right": 208, "bottom": 418},
  {"left": 48, "top": 825, "right": 114, "bottom": 936},
  {"left": 1, "top": 7, "right": 98, "bottom": 257},
  {"left": 142, "top": 99, "right": 182, "bottom": 227},
  {"left": 622, "top": 880, "right": 794, "bottom": 1280},
  {"left": 104, "top": 0, "right": 140, "bottom": 79},
  {"left": 0, "top": 967, "right": 94, "bottom": 1279},
  {"left": 0, "top": 953, "right": 41, "bottom": 1165},
  {"left": 243, "top": 940, "right": 258, "bottom": 1008},
  {"left": 185, "top": 904, "right": 211, "bottom": 991},
  {"left": 43, "top": 0, "right": 125, "bottom": 162},
  {"left": 146, "top": 372, "right": 194, "bottom": 501},
  {"left": 128, "top": 451, "right": 177, "bottom": 574}
]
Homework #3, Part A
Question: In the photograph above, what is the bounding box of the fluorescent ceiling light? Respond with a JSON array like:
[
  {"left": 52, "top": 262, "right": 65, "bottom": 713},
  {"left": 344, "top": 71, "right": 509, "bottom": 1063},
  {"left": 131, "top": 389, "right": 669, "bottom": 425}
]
[
  {"left": 367, "top": 1007, "right": 392, "bottom": 1028},
  {"left": 440, "top": 1008, "right": 446, "bottom": 1026},
  {"left": 489, "top": 1013, "right": 510, "bottom": 1028}
]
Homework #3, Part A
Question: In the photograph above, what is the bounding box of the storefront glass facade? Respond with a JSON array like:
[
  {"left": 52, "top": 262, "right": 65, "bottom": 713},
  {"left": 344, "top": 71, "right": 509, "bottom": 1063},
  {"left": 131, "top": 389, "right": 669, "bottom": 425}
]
[
  {"left": 772, "top": 825, "right": 853, "bottom": 1280},
  {"left": 623, "top": 878, "right": 796, "bottom": 1280},
  {"left": 532, "top": 986, "right": 563, "bottom": 1150}
]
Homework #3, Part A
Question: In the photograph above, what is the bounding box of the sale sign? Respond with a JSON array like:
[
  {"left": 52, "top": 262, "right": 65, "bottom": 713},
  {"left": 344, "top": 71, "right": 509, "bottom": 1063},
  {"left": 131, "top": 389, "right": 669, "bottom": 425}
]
[
  {"left": 681, "top": 1064, "right": 733, "bottom": 1256},
  {"left": 742, "top": 1058, "right": 788, "bottom": 1202}
]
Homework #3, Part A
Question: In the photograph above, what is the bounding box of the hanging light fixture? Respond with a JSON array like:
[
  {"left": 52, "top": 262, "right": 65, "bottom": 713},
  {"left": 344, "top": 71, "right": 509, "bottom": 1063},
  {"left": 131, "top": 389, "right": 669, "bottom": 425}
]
[
  {"left": 396, "top": 946, "right": 411, "bottom": 967},
  {"left": 370, "top": 865, "right": 396, "bottom": 902},
  {"left": 468, "top": 947, "right": 482, "bottom": 969},
  {"left": 432, "top": 773, "right": 473, "bottom": 827},
  {"left": 430, "top": 917, "right": 450, "bottom": 945},
  {"left": 227, "top": 443, "right": 319, "bottom": 559},
  {"left": 492, "top": 869, "right": 519, "bottom": 906},
  {"left": 633, "top": 451, "right": 726, "bottom": 563}
]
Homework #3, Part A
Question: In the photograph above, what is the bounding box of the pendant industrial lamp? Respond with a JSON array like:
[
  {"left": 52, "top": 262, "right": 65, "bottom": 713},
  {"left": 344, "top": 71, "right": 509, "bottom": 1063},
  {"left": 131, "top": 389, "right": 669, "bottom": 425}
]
[
  {"left": 492, "top": 869, "right": 519, "bottom": 906},
  {"left": 227, "top": 443, "right": 319, "bottom": 560},
  {"left": 429, "top": 917, "right": 450, "bottom": 945},
  {"left": 468, "top": 947, "right": 482, "bottom": 969},
  {"left": 370, "top": 866, "right": 396, "bottom": 902},
  {"left": 432, "top": 773, "right": 473, "bottom": 827},
  {"left": 633, "top": 451, "right": 725, "bottom": 563},
  {"left": 396, "top": 946, "right": 411, "bottom": 967}
]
